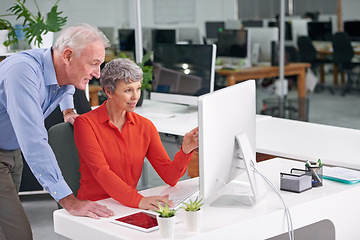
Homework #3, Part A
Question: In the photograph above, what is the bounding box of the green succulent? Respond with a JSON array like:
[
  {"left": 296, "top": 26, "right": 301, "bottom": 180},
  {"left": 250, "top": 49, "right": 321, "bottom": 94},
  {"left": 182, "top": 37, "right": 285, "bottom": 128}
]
[
  {"left": 153, "top": 202, "right": 177, "bottom": 218},
  {"left": 181, "top": 197, "right": 204, "bottom": 212}
]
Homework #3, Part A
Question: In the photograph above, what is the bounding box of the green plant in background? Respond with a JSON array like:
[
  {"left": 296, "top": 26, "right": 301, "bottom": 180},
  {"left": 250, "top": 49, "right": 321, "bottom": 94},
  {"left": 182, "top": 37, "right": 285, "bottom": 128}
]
[
  {"left": 0, "top": 0, "right": 67, "bottom": 48},
  {"left": 154, "top": 202, "right": 177, "bottom": 218},
  {"left": 181, "top": 197, "right": 204, "bottom": 212},
  {"left": 0, "top": 19, "right": 18, "bottom": 47}
]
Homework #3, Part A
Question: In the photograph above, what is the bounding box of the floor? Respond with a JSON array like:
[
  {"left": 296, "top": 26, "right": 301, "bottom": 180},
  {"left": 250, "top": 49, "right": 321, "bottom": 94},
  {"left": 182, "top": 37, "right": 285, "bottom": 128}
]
[{"left": 21, "top": 72, "right": 360, "bottom": 240}]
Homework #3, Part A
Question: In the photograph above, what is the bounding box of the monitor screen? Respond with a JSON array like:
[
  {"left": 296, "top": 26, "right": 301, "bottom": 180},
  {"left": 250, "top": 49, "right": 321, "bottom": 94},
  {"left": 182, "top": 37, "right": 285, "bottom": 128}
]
[
  {"left": 247, "top": 27, "right": 279, "bottom": 62},
  {"left": 152, "top": 29, "right": 176, "bottom": 50},
  {"left": 307, "top": 21, "right": 332, "bottom": 41},
  {"left": 205, "top": 21, "right": 225, "bottom": 39},
  {"left": 118, "top": 29, "right": 135, "bottom": 52},
  {"left": 216, "top": 29, "right": 249, "bottom": 58},
  {"left": 241, "top": 20, "right": 264, "bottom": 28},
  {"left": 198, "top": 80, "right": 266, "bottom": 207},
  {"left": 268, "top": 21, "right": 293, "bottom": 41},
  {"left": 150, "top": 44, "right": 216, "bottom": 106},
  {"left": 344, "top": 21, "right": 360, "bottom": 41}
]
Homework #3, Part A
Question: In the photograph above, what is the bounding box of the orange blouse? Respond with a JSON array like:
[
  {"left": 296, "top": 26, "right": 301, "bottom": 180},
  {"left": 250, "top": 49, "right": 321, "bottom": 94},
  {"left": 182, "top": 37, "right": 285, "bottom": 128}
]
[{"left": 74, "top": 102, "right": 193, "bottom": 208}]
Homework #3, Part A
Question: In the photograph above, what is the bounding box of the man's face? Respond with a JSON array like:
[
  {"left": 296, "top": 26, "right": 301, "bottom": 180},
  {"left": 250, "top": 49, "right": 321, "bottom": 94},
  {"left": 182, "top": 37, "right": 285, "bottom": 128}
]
[{"left": 67, "top": 40, "right": 105, "bottom": 90}]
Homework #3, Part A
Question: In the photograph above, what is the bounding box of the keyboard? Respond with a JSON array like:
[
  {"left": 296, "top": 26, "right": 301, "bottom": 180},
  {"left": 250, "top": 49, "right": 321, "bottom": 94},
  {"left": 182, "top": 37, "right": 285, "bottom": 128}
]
[{"left": 167, "top": 184, "right": 199, "bottom": 210}]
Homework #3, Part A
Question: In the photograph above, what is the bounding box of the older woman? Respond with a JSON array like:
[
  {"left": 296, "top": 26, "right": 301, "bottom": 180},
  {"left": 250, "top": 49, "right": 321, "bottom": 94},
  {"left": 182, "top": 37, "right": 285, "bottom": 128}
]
[{"left": 74, "top": 58, "right": 199, "bottom": 211}]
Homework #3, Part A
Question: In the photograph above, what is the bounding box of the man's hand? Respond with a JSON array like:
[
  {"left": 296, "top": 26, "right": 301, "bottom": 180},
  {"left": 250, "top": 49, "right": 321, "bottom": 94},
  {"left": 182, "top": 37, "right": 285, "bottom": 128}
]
[
  {"left": 59, "top": 194, "right": 114, "bottom": 219},
  {"left": 62, "top": 109, "right": 79, "bottom": 125}
]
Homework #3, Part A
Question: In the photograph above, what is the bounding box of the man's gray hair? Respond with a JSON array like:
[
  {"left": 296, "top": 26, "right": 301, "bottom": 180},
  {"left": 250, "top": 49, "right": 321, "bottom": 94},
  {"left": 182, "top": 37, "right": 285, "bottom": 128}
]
[
  {"left": 100, "top": 58, "right": 143, "bottom": 94},
  {"left": 53, "top": 23, "right": 110, "bottom": 57}
]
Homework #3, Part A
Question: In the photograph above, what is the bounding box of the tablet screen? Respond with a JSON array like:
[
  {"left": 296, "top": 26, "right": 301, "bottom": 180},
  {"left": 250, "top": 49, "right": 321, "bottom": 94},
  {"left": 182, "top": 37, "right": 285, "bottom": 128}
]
[{"left": 113, "top": 212, "right": 158, "bottom": 231}]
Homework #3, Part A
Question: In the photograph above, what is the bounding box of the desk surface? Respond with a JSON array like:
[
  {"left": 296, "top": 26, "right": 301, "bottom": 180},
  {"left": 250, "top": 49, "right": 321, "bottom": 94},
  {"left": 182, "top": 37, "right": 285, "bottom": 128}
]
[
  {"left": 256, "top": 117, "right": 360, "bottom": 170},
  {"left": 54, "top": 158, "right": 360, "bottom": 240}
]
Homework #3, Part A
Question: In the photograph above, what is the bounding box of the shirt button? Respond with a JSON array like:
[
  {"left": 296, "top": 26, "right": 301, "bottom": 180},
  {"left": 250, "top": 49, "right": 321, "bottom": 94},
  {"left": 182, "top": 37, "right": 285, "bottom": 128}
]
[
  {"left": 53, "top": 191, "right": 57, "bottom": 195},
  {"left": 39, "top": 174, "right": 42, "bottom": 177}
]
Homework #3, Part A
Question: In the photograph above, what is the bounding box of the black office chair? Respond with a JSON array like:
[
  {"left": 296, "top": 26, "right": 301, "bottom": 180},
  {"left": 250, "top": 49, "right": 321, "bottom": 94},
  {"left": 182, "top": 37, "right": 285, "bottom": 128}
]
[
  {"left": 332, "top": 31, "right": 360, "bottom": 96},
  {"left": 297, "top": 35, "right": 333, "bottom": 93},
  {"left": 48, "top": 122, "right": 80, "bottom": 208}
]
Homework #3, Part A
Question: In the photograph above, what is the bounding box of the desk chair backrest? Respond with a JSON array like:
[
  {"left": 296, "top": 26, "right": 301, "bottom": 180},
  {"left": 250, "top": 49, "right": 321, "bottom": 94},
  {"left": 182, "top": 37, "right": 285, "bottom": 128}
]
[
  {"left": 332, "top": 32, "right": 354, "bottom": 64},
  {"left": 48, "top": 122, "right": 80, "bottom": 197},
  {"left": 297, "top": 36, "right": 317, "bottom": 63}
]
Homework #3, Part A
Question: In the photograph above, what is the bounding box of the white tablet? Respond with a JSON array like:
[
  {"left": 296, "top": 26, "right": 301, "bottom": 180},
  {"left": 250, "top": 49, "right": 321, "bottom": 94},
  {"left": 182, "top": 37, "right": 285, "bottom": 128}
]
[{"left": 111, "top": 211, "right": 159, "bottom": 232}]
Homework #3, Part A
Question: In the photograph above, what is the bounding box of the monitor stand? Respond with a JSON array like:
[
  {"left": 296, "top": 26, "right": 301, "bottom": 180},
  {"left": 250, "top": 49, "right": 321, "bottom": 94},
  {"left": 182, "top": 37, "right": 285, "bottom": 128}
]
[{"left": 210, "top": 133, "right": 267, "bottom": 208}]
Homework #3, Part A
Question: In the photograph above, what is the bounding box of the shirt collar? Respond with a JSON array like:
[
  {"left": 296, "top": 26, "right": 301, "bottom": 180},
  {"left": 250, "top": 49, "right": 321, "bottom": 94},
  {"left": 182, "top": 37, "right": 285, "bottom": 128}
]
[
  {"left": 98, "top": 101, "right": 135, "bottom": 125},
  {"left": 43, "top": 48, "right": 58, "bottom": 87}
]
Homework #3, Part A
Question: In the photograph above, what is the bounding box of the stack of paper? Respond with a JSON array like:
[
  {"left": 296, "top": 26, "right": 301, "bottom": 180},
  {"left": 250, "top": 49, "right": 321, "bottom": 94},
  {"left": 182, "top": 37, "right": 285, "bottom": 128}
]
[{"left": 323, "top": 166, "right": 360, "bottom": 184}]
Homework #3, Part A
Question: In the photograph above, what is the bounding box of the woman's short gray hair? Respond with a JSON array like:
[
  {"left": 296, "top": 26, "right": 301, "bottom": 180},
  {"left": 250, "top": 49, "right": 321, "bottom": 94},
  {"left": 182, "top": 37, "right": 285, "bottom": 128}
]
[
  {"left": 53, "top": 23, "right": 110, "bottom": 57},
  {"left": 100, "top": 58, "right": 143, "bottom": 93}
]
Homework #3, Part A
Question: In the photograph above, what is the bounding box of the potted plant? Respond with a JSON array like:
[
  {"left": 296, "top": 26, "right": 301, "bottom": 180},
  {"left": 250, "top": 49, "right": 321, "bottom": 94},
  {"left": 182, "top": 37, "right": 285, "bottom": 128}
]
[
  {"left": 0, "top": 0, "right": 67, "bottom": 49},
  {"left": 154, "top": 202, "right": 177, "bottom": 239},
  {"left": 136, "top": 51, "right": 153, "bottom": 106},
  {"left": 181, "top": 197, "right": 204, "bottom": 232},
  {"left": 0, "top": 19, "right": 17, "bottom": 53}
]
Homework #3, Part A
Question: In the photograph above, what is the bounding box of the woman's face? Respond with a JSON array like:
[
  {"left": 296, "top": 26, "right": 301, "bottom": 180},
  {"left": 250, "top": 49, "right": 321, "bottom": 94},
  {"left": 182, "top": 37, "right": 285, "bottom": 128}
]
[{"left": 107, "top": 79, "right": 142, "bottom": 112}]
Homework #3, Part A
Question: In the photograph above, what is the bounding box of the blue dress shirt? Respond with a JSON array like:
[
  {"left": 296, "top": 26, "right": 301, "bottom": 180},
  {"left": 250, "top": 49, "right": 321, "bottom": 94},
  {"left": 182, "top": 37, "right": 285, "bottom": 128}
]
[{"left": 0, "top": 48, "right": 74, "bottom": 201}]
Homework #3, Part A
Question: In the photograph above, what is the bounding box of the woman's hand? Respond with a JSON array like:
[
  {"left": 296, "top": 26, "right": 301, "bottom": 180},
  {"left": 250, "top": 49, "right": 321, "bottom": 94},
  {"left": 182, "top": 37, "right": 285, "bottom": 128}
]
[
  {"left": 182, "top": 126, "right": 199, "bottom": 154},
  {"left": 138, "top": 195, "right": 173, "bottom": 211}
]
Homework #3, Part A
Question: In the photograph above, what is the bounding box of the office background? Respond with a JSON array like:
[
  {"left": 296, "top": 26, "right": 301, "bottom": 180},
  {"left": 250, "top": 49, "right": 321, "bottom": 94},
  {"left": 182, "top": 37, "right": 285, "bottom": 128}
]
[
  {"left": 2, "top": 0, "right": 360, "bottom": 239},
  {"left": 1, "top": 0, "right": 360, "bottom": 45}
]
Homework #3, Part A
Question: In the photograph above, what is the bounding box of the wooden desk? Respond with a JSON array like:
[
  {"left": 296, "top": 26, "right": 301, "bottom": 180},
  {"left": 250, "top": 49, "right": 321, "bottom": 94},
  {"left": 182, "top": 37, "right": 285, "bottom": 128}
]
[{"left": 217, "top": 63, "right": 311, "bottom": 98}]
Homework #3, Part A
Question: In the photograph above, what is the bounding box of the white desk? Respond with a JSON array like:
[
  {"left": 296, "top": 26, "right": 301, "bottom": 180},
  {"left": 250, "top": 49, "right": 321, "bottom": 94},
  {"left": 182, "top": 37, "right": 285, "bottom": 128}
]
[
  {"left": 54, "top": 158, "right": 360, "bottom": 239},
  {"left": 256, "top": 117, "right": 360, "bottom": 170}
]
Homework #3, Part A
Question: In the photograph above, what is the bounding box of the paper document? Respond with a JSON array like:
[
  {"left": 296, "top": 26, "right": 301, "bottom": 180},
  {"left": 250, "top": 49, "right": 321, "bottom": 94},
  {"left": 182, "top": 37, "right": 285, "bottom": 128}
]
[{"left": 323, "top": 166, "right": 360, "bottom": 184}]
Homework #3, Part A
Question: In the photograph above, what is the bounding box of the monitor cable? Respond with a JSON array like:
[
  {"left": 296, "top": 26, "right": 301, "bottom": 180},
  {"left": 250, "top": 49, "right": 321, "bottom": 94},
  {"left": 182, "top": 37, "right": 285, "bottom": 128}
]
[{"left": 250, "top": 160, "right": 294, "bottom": 240}]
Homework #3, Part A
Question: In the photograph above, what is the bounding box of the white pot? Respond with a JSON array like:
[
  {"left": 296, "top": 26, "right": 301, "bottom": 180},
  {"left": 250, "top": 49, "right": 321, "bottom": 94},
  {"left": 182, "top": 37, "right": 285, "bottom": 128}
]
[
  {"left": 157, "top": 215, "right": 176, "bottom": 239},
  {"left": 0, "top": 30, "right": 9, "bottom": 54},
  {"left": 185, "top": 209, "right": 201, "bottom": 232},
  {"left": 30, "top": 31, "right": 54, "bottom": 49}
]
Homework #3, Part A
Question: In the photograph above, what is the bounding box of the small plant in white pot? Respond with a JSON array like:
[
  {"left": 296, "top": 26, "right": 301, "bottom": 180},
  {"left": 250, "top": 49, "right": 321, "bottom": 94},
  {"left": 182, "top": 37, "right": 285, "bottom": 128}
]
[
  {"left": 181, "top": 197, "right": 204, "bottom": 232},
  {"left": 154, "top": 202, "right": 177, "bottom": 239}
]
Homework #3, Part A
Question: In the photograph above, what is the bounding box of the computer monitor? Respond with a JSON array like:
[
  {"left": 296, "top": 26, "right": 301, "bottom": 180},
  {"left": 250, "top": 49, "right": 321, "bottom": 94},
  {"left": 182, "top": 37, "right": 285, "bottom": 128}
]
[
  {"left": 241, "top": 20, "right": 264, "bottom": 28},
  {"left": 268, "top": 21, "right": 293, "bottom": 41},
  {"left": 216, "top": 29, "right": 249, "bottom": 58},
  {"left": 150, "top": 44, "right": 216, "bottom": 106},
  {"left": 198, "top": 80, "right": 266, "bottom": 207},
  {"left": 205, "top": 21, "right": 225, "bottom": 39},
  {"left": 152, "top": 29, "right": 176, "bottom": 50},
  {"left": 344, "top": 21, "right": 360, "bottom": 41},
  {"left": 118, "top": 29, "right": 135, "bottom": 52},
  {"left": 177, "top": 28, "right": 201, "bottom": 44},
  {"left": 307, "top": 21, "right": 332, "bottom": 41},
  {"left": 247, "top": 27, "right": 279, "bottom": 62}
]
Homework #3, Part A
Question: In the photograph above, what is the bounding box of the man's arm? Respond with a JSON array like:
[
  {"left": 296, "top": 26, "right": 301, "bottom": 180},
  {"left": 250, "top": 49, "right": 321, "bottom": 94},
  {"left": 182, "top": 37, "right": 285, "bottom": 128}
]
[{"left": 59, "top": 194, "right": 114, "bottom": 219}]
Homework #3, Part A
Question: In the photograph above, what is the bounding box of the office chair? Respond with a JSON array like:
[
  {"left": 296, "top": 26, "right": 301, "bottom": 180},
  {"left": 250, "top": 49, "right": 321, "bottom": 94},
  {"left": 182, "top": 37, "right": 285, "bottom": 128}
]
[
  {"left": 332, "top": 31, "right": 360, "bottom": 96},
  {"left": 48, "top": 122, "right": 80, "bottom": 208},
  {"left": 297, "top": 35, "right": 333, "bottom": 93}
]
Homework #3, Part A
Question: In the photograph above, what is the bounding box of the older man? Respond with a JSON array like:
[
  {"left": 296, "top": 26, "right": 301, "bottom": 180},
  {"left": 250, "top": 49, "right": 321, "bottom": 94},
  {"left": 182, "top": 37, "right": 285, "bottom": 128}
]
[{"left": 0, "top": 23, "right": 114, "bottom": 240}]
